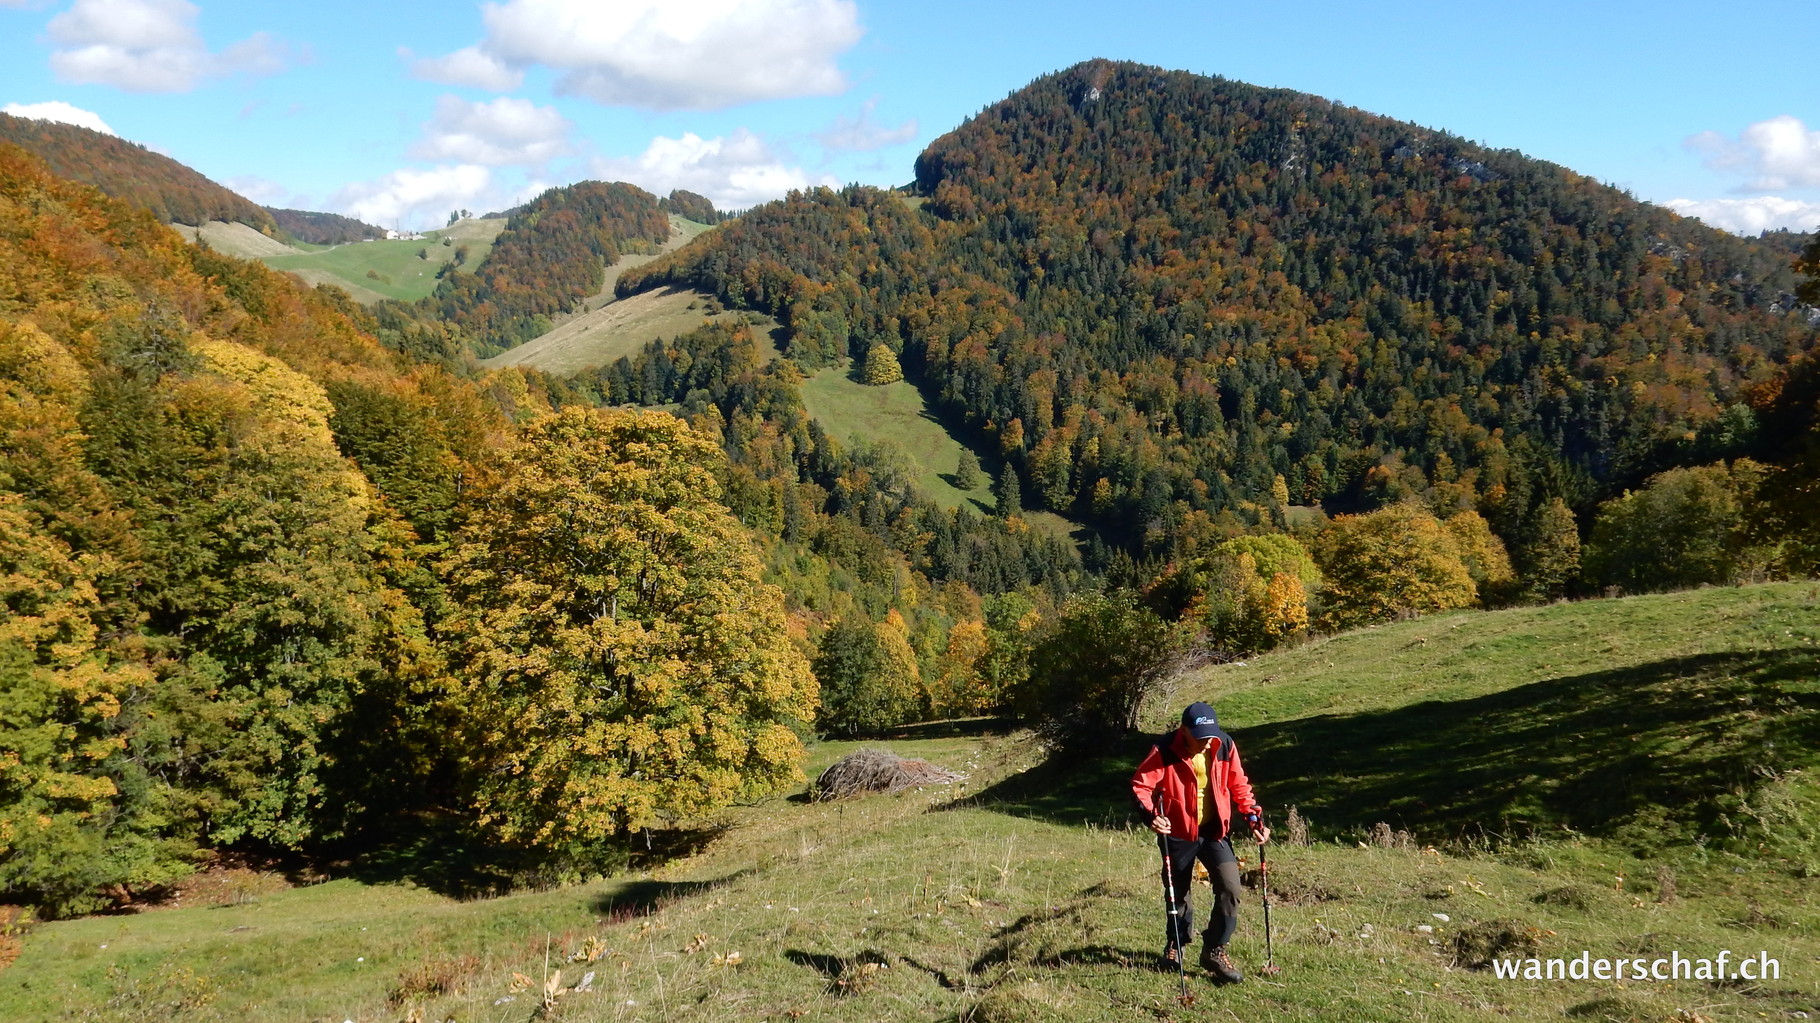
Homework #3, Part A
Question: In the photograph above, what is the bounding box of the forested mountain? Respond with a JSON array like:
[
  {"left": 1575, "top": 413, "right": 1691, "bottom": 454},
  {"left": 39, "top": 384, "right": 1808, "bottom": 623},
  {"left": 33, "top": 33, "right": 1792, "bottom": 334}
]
[
  {"left": 265, "top": 206, "right": 386, "bottom": 245},
  {"left": 0, "top": 112, "right": 278, "bottom": 232},
  {"left": 405, "top": 180, "right": 673, "bottom": 356},
  {"left": 620, "top": 60, "right": 1816, "bottom": 567}
]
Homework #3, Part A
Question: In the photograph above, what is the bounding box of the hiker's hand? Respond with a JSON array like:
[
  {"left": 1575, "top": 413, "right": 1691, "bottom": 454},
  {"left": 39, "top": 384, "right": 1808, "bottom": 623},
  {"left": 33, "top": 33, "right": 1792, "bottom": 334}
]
[
  {"left": 1251, "top": 824, "right": 1271, "bottom": 845},
  {"left": 1149, "top": 815, "right": 1172, "bottom": 835}
]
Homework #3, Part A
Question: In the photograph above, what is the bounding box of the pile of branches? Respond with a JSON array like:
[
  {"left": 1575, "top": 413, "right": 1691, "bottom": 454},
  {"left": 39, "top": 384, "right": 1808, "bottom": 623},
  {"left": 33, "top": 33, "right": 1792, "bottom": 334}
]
[{"left": 812, "top": 748, "right": 962, "bottom": 802}]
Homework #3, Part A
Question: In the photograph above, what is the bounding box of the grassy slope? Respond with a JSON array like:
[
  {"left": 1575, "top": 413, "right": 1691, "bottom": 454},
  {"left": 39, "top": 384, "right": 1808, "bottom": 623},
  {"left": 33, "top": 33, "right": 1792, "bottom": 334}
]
[
  {"left": 799, "top": 367, "right": 990, "bottom": 513},
  {"left": 482, "top": 217, "right": 748, "bottom": 374},
  {"left": 259, "top": 218, "right": 507, "bottom": 304},
  {"left": 169, "top": 221, "right": 298, "bottom": 259},
  {"left": 5, "top": 585, "right": 1817, "bottom": 1022},
  {"left": 795, "top": 366, "right": 1080, "bottom": 541}
]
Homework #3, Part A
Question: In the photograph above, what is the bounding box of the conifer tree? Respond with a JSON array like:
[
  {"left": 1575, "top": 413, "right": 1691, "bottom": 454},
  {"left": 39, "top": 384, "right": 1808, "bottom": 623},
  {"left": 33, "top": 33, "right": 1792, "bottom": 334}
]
[
  {"left": 954, "top": 449, "right": 982, "bottom": 491},
  {"left": 994, "top": 465, "right": 1022, "bottom": 518}
]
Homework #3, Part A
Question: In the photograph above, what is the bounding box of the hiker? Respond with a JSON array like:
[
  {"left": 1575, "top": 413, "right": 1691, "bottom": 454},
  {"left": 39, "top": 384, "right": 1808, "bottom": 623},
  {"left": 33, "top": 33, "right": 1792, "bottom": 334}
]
[{"left": 1130, "top": 701, "right": 1270, "bottom": 984}]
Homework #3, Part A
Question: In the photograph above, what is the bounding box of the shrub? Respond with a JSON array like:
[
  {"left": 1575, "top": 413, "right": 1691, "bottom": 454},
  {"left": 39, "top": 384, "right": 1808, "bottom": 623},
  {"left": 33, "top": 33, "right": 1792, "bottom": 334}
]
[{"left": 1018, "top": 590, "right": 1188, "bottom": 752}]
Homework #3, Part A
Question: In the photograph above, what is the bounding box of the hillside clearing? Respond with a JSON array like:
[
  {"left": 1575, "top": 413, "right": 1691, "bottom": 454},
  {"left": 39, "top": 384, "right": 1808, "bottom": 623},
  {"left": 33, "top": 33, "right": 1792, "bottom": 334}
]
[
  {"left": 482, "top": 287, "right": 777, "bottom": 374},
  {"left": 481, "top": 217, "right": 736, "bottom": 373},
  {"left": 170, "top": 220, "right": 298, "bottom": 259},
  {"left": 256, "top": 217, "right": 508, "bottom": 303},
  {"left": 799, "top": 367, "right": 993, "bottom": 513}
]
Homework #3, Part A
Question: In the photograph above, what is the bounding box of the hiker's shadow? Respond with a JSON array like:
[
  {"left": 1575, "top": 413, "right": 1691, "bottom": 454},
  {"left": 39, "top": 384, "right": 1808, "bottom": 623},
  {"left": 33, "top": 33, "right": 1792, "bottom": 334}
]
[
  {"left": 934, "top": 734, "right": 1151, "bottom": 828},
  {"left": 784, "top": 948, "right": 894, "bottom": 996}
]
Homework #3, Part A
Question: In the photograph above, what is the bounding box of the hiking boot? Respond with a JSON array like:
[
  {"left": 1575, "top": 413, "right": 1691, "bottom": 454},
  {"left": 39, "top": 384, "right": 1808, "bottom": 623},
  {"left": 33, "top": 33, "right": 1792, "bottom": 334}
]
[
  {"left": 1160, "top": 944, "right": 1183, "bottom": 971},
  {"left": 1201, "top": 944, "right": 1243, "bottom": 984}
]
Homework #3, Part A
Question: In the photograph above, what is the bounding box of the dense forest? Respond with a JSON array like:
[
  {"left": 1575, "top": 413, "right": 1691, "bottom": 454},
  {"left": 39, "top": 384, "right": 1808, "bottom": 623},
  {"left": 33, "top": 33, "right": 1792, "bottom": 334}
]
[
  {"left": 0, "top": 113, "right": 278, "bottom": 233},
  {"left": 2, "top": 59, "right": 1818, "bottom": 919},
  {"left": 660, "top": 188, "right": 733, "bottom": 224},
  {"left": 620, "top": 61, "right": 1815, "bottom": 572},
  {"left": 265, "top": 207, "right": 386, "bottom": 245}
]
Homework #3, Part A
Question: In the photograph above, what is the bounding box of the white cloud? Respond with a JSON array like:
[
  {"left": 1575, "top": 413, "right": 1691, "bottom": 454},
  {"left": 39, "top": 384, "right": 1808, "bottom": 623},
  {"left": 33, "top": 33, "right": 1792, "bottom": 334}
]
[
  {"left": 224, "top": 174, "right": 293, "bottom": 207},
  {"left": 46, "top": 0, "right": 292, "bottom": 93},
  {"left": 410, "top": 95, "right": 572, "bottom": 167},
  {"left": 817, "top": 97, "right": 917, "bottom": 152},
  {"left": 329, "top": 164, "right": 544, "bottom": 232},
  {"left": 591, "top": 129, "right": 835, "bottom": 211},
  {"left": 2, "top": 100, "right": 116, "bottom": 135},
  {"left": 403, "top": 45, "right": 523, "bottom": 92},
  {"left": 1686, "top": 115, "right": 1820, "bottom": 192},
  {"left": 424, "top": 0, "right": 861, "bottom": 110},
  {"left": 1663, "top": 196, "right": 1820, "bottom": 235}
]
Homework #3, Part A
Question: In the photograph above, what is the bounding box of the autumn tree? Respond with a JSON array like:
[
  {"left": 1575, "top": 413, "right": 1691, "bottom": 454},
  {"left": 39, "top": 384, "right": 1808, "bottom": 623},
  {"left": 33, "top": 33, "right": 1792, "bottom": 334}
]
[
  {"left": 1442, "top": 510, "right": 1516, "bottom": 605},
  {"left": 1518, "top": 498, "right": 1582, "bottom": 600},
  {"left": 928, "top": 618, "right": 990, "bottom": 717},
  {"left": 975, "top": 592, "right": 1040, "bottom": 711},
  {"left": 1312, "top": 503, "right": 1479, "bottom": 629},
  {"left": 1151, "top": 533, "right": 1317, "bottom": 654},
  {"left": 813, "top": 610, "right": 919, "bottom": 737},
  {"left": 441, "top": 407, "right": 815, "bottom": 854},
  {"left": 1583, "top": 460, "right": 1777, "bottom": 593},
  {"left": 861, "top": 343, "right": 903, "bottom": 385},
  {"left": 0, "top": 497, "right": 160, "bottom": 916}
]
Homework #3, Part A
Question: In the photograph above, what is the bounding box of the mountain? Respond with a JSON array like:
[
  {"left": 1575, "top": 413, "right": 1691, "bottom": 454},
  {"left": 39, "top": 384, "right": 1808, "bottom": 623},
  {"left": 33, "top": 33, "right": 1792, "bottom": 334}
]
[
  {"left": 0, "top": 112, "right": 278, "bottom": 233},
  {"left": 411, "top": 180, "right": 673, "bottom": 355},
  {"left": 618, "top": 60, "right": 1816, "bottom": 562}
]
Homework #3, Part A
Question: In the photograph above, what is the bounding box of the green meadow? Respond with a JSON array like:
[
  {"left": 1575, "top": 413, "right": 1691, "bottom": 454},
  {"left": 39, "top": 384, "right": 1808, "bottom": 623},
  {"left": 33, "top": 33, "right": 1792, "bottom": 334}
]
[
  {"left": 799, "top": 367, "right": 992, "bottom": 513},
  {"left": 260, "top": 217, "right": 508, "bottom": 303}
]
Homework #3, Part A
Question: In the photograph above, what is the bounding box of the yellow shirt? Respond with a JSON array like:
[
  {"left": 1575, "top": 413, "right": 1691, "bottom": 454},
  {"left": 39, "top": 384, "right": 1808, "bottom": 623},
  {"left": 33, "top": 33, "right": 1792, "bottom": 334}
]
[{"left": 1190, "top": 748, "right": 1211, "bottom": 825}]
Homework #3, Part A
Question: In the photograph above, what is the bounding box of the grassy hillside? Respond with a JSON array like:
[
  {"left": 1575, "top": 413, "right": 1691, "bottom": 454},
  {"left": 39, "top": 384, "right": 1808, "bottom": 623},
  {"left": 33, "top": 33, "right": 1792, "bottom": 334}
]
[
  {"left": 483, "top": 287, "right": 780, "bottom": 375},
  {"left": 5, "top": 584, "right": 1815, "bottom": 1022},
  {"left": 799, "top": 366, "right": 991, "bottom": 512},
  {"left": 259, "top": 218, "right": 508, "bottom": 303},
  {"left": 482, "top": 217, "right": 735, "bottom": 374}
]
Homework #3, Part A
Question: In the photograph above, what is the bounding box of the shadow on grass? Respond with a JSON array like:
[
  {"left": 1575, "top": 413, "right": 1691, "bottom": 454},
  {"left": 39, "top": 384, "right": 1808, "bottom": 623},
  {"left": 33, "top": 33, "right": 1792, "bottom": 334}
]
[
  {"left": 935, "top": 731, "right": 1152, "bottom": 829},
  {"left": 784, "top": 948, "right": 894, "bottom": 996},
  {"left": 341, "top": 818, "right": 726, "bottom": 899},
  {"left": 942, "top": 649, "right": 1819, "bottom": 848},
  {"left": 590, "top": 871, "right": 752, "bottom": 921},
  {"left": 879, "top": 717, "right": 1019, "bottom": 741},
  {"left": 1243, "top": 648, "right": 1820, "bottom": 845}
]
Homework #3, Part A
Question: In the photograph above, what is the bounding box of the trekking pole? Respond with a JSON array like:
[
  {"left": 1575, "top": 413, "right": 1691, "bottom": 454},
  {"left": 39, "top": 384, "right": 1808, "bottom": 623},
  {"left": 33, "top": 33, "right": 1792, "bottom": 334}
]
[
  {"left": 1257, "top": 823, "right": 1281, "bottom": 976},
  {"left": 1154, "top": 796, "right": 1195, "bottom": 1006}
]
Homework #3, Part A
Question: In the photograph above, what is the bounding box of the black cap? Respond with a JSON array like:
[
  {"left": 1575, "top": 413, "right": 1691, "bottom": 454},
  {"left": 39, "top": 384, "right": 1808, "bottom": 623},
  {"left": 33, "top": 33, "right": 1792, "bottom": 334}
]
[{"left": 1181, "top": 702, "right": 1220, "bottom": 738}]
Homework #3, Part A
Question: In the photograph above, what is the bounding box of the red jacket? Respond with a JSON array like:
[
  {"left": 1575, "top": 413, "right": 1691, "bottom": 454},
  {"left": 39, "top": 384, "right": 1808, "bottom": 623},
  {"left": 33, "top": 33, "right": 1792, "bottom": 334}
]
[{"left": 1130, "top": 728, "right": 1260, "bottom": 842}]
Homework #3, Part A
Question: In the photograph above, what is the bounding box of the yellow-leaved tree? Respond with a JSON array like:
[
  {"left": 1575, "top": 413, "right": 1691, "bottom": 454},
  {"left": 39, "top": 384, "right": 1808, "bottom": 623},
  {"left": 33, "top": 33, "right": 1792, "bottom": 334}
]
[
  {"left": 442, "top": 407, "right": 816, "bottom": 853},
  {"left": 1312, "top": 503, "right": 1480, "bottom": 629}
]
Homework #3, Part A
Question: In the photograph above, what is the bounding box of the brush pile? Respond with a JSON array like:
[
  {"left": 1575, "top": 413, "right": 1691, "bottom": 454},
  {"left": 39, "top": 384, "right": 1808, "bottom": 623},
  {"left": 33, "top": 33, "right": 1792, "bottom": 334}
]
[{"left": 812, "top": 748, "right": 962, "bottom": 801}]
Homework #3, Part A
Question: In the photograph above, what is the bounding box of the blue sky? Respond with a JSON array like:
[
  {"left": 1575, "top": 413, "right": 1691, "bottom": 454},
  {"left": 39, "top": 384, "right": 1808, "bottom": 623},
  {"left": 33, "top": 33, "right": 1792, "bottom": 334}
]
[{"left": 2, "top": 0, "right": 1816, "bottom": 234}]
